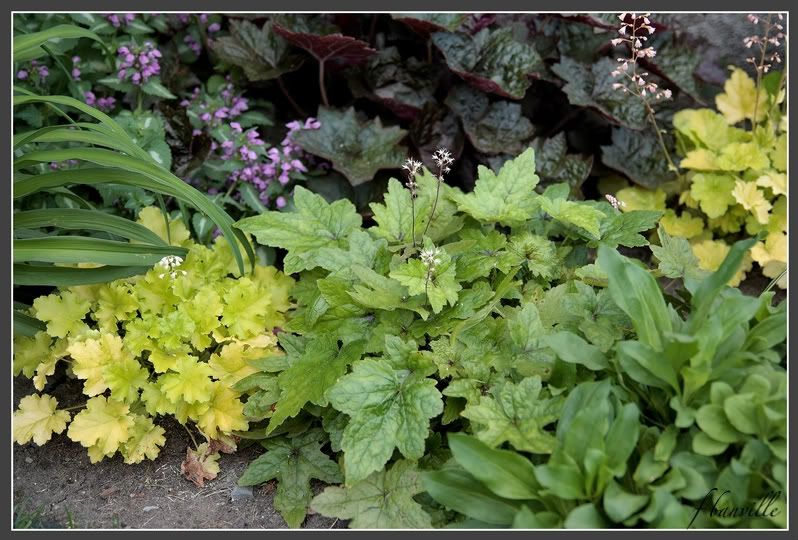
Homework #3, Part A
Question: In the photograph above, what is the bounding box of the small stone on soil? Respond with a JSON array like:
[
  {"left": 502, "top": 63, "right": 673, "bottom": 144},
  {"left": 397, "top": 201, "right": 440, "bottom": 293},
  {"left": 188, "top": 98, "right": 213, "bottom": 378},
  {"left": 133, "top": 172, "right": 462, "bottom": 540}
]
[
  {"left": 143, "top": 506, "right": 159, "bottom": 513},
  {"left": 231, "top": 486, "right": 254, "bottom": 502}
]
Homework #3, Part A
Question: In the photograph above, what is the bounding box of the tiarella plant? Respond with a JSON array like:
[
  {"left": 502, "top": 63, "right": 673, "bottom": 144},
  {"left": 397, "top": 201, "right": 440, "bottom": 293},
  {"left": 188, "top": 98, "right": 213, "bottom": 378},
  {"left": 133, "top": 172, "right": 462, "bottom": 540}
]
[
  {"left": 230, "top": 148, "right": 672, "bottom": 528},
  {"left": 13, "top": 209, "right": 294, "bottom": 478}
]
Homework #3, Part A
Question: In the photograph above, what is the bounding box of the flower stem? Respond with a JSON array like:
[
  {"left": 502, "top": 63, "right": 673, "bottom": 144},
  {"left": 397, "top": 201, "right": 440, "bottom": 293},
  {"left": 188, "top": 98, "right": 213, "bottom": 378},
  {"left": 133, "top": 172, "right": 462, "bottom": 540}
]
[
  {"left": 318, "top": 60, "right": 329, "bottom": 107},
  {"left": 422, "top": 171, "right": 442, "bottom": 239},
  {"left": 277, "top": 76, "right": 306, "bottom": 117},
  {"left": 752, "top": 14, "right": 773, "bottom": 126},
  {"left": 645, "top": 104, "right": 678, "bottom": 173},
  {"left": 410, "top": 195, "right": 417, "bottom": 248}
]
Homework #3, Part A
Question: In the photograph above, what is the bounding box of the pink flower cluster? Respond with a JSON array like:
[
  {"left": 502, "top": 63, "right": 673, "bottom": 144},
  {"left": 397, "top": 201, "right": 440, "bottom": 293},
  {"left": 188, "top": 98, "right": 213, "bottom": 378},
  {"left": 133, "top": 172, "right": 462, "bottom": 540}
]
[
  {"left": 107, "top": 13, "right": 136, "bottom": 28},
  {"left": 71, "top": 56, "right": 82, "bottom": 80},
  {"left": 117, "top": 42, "right": 162, "bottom": 85},
  {"left": 212, "top": 118, "right": 320, "bottom": 205},
  {"left": 16, "top": 60, "right": 49, "bottom": 83},
  {"left": 744, "top": 13, "right": 785, "bottom": 73},
  {"left": 182, "top": 80, "right": 249, "bottom": 129},
  {"left": 184, "top": 34, "right": 202, "bottom": 56},
  {"left": 176, "top": 13, "right": 219, "bottom": 33},
  {"left": 610, "top": 13, "right": 671, "bottom": 100},
  {"left": 84, "top": 91, "right": 117, "bottom": 112}
]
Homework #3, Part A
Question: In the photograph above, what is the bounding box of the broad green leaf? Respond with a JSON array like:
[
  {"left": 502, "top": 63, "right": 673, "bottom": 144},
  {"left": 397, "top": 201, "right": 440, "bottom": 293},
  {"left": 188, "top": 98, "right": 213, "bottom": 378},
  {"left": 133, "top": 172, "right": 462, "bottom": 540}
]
[
  {"left": 326, "top": 358, "right": 443, "bottom": 483},
  {"left": 140, "top": 79, "right": 177, "bottom": 99},
  {"left": 461, "top": 377, "right": 561, "bottom": 454},
  {"left": 452, "top": 148, "right": 540, "bottom": 226},
  {"left": 238, "top": 429, "right": 341, "bottom": 528},
  {"left": 544, "top": 331, "right": 609, "bottom": 371},
  {"left": 564, "top": 503, "right": 608, "bottom": 528},
  {"left": 236, "top": 186, "right": 362, "bottom": 273},
  {"left": 650, "top": 226, "right": 706, "bottom": 280},
  {"left": 447, "top": 433, "right": 539, "bottom": 500},
  {"left": 311, "top": 460, "right": 432, "bottom": 528},
  {"left": 603, "top": 480, "right": 649, "bottom": 522},
  {"left": 597, "top": 210, "right": 662, "bottom": 248},
  {"left": 695, "top": 404, "right": 743, "bottom": 444},
  {"left": 389, "top": 244, "right": 461, "bottom": 314},
  {"left": 539, "top": 197, "right": 604, "bottom": 238},
  {"left": 370, "top": 171, "right": 462, "bottom": 245},
  {"left": 598, "top": 245, "right": 671, "bottom": 351},
  {"left": 292, "top": 106, "right": 407, "bottom": 186},
  {"left": 422, "top": 468, "right": 520, "bottom": 525},
  {"left": 267, "top": 337, "right": 365, "bottom": 434}
]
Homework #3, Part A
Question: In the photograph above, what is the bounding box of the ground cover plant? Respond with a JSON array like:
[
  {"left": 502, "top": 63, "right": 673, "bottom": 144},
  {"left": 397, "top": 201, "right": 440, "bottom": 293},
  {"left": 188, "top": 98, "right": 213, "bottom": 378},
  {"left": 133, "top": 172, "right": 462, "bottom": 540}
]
[
  {"left": 12, "top": 11, "right": 787, "bottom": 531},
  {"left": 230, "top": 148, "right": 786, "bottom": 529}
]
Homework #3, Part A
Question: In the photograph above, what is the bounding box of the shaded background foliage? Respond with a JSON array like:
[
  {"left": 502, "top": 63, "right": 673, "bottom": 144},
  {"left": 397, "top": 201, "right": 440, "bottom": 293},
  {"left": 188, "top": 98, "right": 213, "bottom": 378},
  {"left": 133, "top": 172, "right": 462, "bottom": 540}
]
[{"left": 14, "top": 12, "right": 778, "bottom": 213}]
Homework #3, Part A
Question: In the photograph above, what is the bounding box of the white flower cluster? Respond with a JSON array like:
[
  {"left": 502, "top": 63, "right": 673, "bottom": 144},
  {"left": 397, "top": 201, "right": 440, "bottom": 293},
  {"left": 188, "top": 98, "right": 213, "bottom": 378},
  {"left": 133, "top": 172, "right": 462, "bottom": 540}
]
[
  {"left": 432, "top": 147, "right": 454, "bottom": 176},
  {"left": 420, "top": 246, "right": 442, "bottom": 271},
  {"left": 403, "top": 157, "right": 422, "bottom": 195},
  {"left": 157, "top": 255, "right": 187, "bottom": 279},
  {"left": 744, "top": 14, "right": 785, "bottom": 73},
  {"left": 610, "top": 13, "right": 672, "bottom": 100}
]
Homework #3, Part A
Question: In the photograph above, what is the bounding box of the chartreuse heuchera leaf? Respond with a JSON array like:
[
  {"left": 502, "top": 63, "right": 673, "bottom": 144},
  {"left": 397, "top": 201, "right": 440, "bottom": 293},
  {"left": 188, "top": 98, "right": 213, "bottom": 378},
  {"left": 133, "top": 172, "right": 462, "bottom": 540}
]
[
  {"left": 14, "top": 208, "right": 294, "bottom": 466},
  {"left": 668, "top": 66, "right": 786, "bottom": 287},
  {"left": 13, "top": 394, "right": 71, "bottom": 446}
]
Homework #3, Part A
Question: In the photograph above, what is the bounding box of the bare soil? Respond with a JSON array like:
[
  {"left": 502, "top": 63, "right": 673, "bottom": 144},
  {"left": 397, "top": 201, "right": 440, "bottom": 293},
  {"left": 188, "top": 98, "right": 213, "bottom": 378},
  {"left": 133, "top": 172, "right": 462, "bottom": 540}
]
[{"left": 12, "top": 376, "right": 344, "bottom": 529}]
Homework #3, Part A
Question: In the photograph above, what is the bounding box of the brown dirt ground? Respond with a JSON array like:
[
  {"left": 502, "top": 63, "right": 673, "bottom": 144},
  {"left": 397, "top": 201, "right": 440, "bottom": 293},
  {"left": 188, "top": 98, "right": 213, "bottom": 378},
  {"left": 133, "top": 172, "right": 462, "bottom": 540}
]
[{"left": 12, "top": 376, "right": 345, "bottom": 529}]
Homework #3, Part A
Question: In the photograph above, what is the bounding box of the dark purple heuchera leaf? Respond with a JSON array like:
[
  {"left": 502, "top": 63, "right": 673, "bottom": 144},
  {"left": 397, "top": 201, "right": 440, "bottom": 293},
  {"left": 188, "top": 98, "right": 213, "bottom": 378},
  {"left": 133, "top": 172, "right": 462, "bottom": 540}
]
[
  {"left": 292, "top": 107, "right": 407, "bottom": 186},
  {"left": 391, "top": 13, "right": 469, "bottom": 36},
  {"left": 445, "top": 85, "right": 535, "bottom": 155},
  {"left": 273, "top": 15, "right": 376, "bottom": 66},
  {"left": 600, "top": 127, "right": 676, "bottom": 189},
  {"left": 209, "top": 19, "right": 304, "bottom": 81},
  {"left": 641, "top": 38, "right": 705, "bottom": 105},
  {"left": 409, "top": 103, "right": 465, "bottom": 171},
  {"left": 432, "top": 28, "right": 546, "bottom": 100},
  {"left": 554, "top": 13, "right": 619, "bottom": 29},
  {"left": 347, "top": 47, "right": 441, "bottom": 121},
  {"left": 551, "top": 56, "right": 648, "bottom": 130},
  {"left": 531, "top": 132, "right": 594, "bottom": 190}
]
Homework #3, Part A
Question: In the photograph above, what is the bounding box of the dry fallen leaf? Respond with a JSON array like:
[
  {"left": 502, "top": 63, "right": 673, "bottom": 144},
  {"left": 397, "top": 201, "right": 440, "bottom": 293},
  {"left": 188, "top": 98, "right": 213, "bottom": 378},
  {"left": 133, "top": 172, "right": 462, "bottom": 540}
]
[{"left": 180, "top": 443, "right": 220, "bottom": 487}]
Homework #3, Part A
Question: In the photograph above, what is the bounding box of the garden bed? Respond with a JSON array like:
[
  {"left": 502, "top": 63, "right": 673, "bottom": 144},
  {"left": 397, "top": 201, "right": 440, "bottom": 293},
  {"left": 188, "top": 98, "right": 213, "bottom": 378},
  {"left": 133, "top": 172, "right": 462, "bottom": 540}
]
[
  {"left": 13, "top": 376, "right": 343, "bottom": 529},
  {"left": 13, "top": 11, "right": 787, "bottom": 531}
]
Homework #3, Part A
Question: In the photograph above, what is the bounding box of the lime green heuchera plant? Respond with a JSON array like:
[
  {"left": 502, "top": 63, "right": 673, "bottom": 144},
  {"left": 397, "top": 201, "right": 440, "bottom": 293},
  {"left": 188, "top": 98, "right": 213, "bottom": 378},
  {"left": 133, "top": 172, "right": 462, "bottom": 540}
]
[
  {"left": 613, "top": 14, "right": 787, "bottom": 289},
  {"left": 13, "top": 207, "right": 294, "bottom": 474}
]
